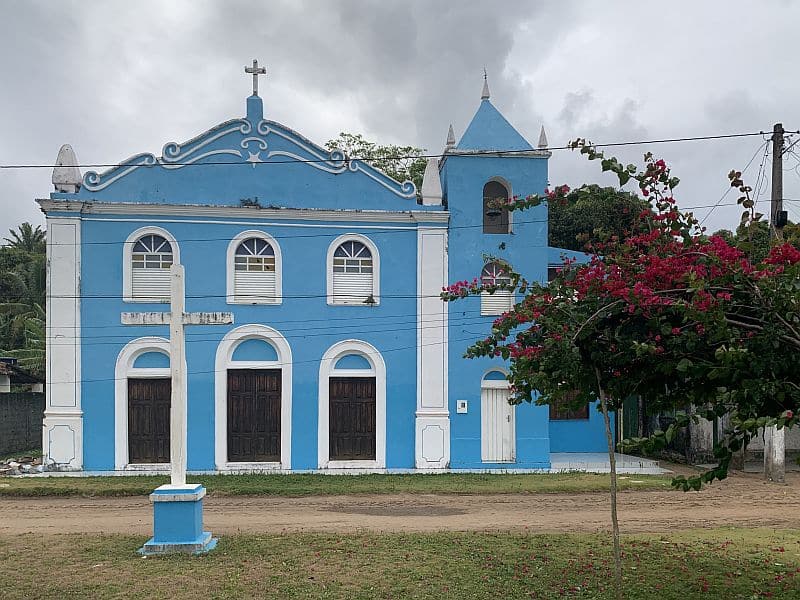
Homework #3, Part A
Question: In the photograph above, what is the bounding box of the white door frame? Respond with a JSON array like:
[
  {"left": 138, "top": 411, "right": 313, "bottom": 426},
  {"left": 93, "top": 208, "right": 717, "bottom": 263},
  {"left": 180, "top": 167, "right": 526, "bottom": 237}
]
[
  {"left": 114, "top": 337, "right": 171, "bottom": 470},
  {"left": 481, "top": 370, "right": 515, "bottom": 463},
  {"left": 214, "top": 324, "right": 292, "bottom": 470},
  {"left": 318, "top": 339, "right": 386, "bottom": 469}
]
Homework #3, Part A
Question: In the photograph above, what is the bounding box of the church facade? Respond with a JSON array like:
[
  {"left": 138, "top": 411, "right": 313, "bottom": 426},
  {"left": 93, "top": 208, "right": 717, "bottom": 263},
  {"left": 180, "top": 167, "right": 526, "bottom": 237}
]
[{"left": 40, "top": 69, "right": 610, "bottom": 473}]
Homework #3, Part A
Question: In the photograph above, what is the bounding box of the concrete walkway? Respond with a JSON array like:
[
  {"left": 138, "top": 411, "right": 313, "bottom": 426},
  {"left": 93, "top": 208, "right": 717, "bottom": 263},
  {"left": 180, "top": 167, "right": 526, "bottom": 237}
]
[
  {"left": 550, "top": 452, "right": 666, "bottom": 474},
  {"left": 25, "top": 452, "right": 667, "bottom": 476}
]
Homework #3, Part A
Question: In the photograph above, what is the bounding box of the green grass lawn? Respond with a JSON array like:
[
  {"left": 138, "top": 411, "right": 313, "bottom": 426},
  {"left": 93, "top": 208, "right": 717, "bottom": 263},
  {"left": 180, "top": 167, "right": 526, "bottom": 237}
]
[
  {"left": 0, "top": 528, "right": 797, "bottom": 599},
  {"left": 0, "top": 471, "right": 672, "bottom": 497}
]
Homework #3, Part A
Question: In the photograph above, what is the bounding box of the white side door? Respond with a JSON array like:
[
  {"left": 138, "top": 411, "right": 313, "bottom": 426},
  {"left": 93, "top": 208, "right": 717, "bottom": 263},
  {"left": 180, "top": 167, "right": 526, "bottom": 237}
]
[{"left": 481, "top": 384, "right": 515, "bottom": 462}]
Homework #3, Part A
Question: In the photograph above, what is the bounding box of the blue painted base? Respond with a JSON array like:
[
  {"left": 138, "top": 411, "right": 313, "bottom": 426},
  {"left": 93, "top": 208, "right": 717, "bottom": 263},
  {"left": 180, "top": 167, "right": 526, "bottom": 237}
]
[{"left": 137, "top": 483, "right": 218, "bottom": 555}]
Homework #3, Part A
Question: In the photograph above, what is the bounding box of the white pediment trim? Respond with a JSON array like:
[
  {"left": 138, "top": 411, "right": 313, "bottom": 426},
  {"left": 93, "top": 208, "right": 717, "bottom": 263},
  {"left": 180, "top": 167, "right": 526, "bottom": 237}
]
[{"left": 79, "top": 118, "right": 417, "bottom": 199}]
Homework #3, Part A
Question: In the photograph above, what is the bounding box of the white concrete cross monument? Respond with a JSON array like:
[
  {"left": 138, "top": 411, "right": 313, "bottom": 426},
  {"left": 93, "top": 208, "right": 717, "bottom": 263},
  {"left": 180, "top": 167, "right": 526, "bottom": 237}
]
[
  {"left": 122, "top": 264, "right": 232, "bottom": 485},
  {"left": 245, "top": 59, "right": 267, "bottom": 96}
]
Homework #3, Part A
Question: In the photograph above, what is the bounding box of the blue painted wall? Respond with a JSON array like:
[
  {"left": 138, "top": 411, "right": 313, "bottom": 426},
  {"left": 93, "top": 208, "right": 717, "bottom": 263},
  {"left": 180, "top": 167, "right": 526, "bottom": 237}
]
[
  {"left": 442, "top": 153, "right": 551, "bottom": 467},
  {"left": 69, "top": 92, "right": 433, "bottom": 471},
  {"left": 133, "top": 351, "right": 169, "bottom": 369},
  {"left": 549, "top": 401, "right": 614, "bottom": 453},
  {"left": 334, "top": 354, "right": 372, "bottom": 370},
  {"left": 78, "top": 215, "right": 422, "bottom": 471},
  {"left": 231, "top": 339, "right": 278, "bottom": 362}
]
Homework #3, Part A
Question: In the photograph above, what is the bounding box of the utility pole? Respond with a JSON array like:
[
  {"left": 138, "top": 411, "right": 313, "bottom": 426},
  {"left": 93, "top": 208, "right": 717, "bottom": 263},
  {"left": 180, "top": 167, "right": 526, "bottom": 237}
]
[
  {"left": 770, "top": 123, "right": 785, "bottom": 240},
  {"left": 764, "top": 122, "right": 786, "bottom": 483}
]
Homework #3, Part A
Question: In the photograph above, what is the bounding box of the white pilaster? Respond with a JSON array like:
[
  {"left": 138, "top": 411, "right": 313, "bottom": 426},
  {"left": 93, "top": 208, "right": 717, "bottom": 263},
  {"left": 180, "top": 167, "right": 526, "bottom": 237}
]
[
  {"left": 43, "top": 217, "right": 83, "bottom": 470},
  {"left": 764, "top": 425, "right": 785, "bottom": 483},
  {"left": 415, "top": 227, "right": 450, "bottom": 468}
]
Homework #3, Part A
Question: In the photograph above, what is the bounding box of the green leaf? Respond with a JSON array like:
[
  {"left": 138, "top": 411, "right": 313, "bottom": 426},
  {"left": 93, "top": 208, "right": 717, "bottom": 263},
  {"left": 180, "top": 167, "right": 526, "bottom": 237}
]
[{"left": 677, "top": 358, "right": 693, "bottom": 372}]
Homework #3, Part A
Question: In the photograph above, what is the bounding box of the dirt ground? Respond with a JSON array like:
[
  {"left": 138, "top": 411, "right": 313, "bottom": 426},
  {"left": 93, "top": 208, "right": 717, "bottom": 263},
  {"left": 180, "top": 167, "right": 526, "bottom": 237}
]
[{"left": 2, "top": 470, "right": 799, "bottom": 536}]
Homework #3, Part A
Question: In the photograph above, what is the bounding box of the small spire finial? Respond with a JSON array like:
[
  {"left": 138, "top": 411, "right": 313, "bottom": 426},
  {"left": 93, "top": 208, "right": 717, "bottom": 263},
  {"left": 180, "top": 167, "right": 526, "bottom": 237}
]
[
  {"left": 481, "top": 68, "right": 490, "bottom": 100},
  {"left": 446, "top": 124, "right": 456, "bottom": 149},
  {"left": 53, "top": 144, "right": 82, "bottom": 193},
  {"left": 244, "top": 59, "right": 267, "bottom": 96},
  {"left": 538, "top": 126, "right": 549, "bottom": 149}
]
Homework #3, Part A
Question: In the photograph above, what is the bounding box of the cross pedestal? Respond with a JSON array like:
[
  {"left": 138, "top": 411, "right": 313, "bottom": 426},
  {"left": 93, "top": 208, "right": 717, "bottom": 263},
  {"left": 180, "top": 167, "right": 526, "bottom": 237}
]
[{"left": 122, "top": 264, "right": 232, "bottom": 554}]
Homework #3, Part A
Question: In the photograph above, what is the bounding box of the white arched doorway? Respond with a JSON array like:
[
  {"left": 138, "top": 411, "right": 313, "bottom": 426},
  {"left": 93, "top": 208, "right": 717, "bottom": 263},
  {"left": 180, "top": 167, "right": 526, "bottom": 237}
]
[
  {"left": 481, "top": 369, "right": 515, "bottom": 463},
  {"left": 214, "top": 324, "right": 292, "bottom": 470},
  {"left": 114, "top": 337, "right": 171, "bottom": 470},
  {"left": 318, "top": 339, "right": 386, "bottom": 469}
]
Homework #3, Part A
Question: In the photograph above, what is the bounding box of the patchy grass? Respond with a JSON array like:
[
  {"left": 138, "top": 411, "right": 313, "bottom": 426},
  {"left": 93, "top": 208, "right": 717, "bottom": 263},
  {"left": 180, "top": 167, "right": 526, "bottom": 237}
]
[
  {"left": 0, "top": 471, "right": 672, "bottom": 498},
  {"left": 0, "top": 528, "right": 797, "bottom": 599}
]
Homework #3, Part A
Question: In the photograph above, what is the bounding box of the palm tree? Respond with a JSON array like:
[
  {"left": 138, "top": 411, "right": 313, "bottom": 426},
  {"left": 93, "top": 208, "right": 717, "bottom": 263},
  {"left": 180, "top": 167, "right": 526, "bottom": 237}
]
[
  {"left": 0, "top": 306, "right": 45, "bottom": 377},
  {"left": 4, "top": 223, "right": 46, "bottom": 253},
  {"left": 0, "top": 243, "right": 46, "bottom": 377}
]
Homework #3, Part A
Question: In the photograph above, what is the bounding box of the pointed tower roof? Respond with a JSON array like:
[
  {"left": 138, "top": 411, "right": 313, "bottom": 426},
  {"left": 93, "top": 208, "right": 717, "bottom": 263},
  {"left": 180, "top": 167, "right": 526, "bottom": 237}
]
[
  {"left": 446, "top": 124, "right": 456, "bottom": 149},
  {"left": 457, "top": 99, "right": 533, "bottom": 152},
  {"left": 481, "top": 69, "right": 491, "bottom": 100},
  {"left": 538, "top": 126, "right": 548, "bottom": 149},
  {"left": 420, "top": 157, "right": 443, "bottom": 206}
]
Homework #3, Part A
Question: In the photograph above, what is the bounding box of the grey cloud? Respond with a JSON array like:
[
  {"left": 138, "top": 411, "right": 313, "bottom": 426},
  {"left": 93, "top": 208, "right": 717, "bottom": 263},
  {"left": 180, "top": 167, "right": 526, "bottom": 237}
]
[{"left": 1, "top": 1, "right": 800, "bottom": 236}]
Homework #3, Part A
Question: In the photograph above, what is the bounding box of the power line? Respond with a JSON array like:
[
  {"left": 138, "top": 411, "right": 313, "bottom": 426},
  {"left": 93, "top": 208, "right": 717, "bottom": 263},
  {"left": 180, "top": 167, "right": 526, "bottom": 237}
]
[
  {"left": 700, "top": 139, "right": 770, "bottom": 226},
  {"left": 26, "top": 200, "right": 776, "bottom": 248},
  {"left": 47, "top": 309, "right": 485, "bottom": 330},
  {"left": 0, "top": 131, "right": 783, "bottom": 171},
  {"left": 43, "top": 335, "right": 483, "bottom": 386},
  {"left": 44, "top": 314, "right": 491, "bottom": 342}
]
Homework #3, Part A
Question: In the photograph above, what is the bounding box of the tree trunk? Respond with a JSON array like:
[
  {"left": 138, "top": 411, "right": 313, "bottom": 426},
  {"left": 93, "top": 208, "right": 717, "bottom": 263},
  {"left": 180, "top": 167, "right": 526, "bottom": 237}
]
[{"left": 596, "top": 368, "right": 623, "bottom": 600}]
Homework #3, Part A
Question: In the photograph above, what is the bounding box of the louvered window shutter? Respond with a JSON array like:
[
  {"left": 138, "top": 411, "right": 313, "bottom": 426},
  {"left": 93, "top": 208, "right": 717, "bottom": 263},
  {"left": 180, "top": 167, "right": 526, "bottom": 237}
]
[
  {"left": 131, "top": 234, "right": 173, "bottom": 302},
  {"left": 233, "top": 238, "right": 277, "bottom": 303},
  {"left": 332, "top": 241, "right": 374, "bottom": 304},
  {"left": 480, "top": 261, "right": 513, "bottom": 315},
  {"left": 480, "top": 290, "right": 514, "bottom": 316}
]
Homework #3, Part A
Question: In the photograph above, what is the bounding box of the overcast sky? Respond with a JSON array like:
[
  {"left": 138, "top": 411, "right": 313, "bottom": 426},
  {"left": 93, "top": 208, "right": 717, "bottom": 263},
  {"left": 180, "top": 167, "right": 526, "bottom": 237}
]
[{"left": 2, "top": 0, "right": 800, "bottom": 238}]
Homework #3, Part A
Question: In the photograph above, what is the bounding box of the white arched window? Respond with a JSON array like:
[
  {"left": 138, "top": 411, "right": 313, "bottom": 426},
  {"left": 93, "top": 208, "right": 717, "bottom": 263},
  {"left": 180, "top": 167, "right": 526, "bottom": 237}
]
[
  {"left": 480, "top": 261, "right": 514, "bottom": 316},
  {"left": 327, "top": 235, "right": 380, "bottom": 305},
  {"left": 123, "top": 227, "right": 179, "bottom": 303},
  {"left": 226, "top": 231, "right": 282, "bottom": 304}
]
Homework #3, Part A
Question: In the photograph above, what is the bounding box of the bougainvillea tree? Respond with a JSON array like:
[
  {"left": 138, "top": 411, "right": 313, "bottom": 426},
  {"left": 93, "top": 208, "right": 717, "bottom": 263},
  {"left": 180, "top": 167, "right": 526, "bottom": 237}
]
[{"left": 442, "top": 142, "right": 800, "bottom": 595}]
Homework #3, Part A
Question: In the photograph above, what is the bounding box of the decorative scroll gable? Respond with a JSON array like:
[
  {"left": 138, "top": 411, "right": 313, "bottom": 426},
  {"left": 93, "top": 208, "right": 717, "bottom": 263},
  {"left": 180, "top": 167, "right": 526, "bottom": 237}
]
[{"left": 67, "top": 114, "right": 419, "bottom": 210}]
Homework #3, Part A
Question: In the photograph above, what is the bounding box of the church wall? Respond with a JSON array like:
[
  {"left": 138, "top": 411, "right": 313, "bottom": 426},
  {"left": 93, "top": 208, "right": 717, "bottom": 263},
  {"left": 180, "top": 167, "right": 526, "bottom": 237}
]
[
  {"left": 77, "top": 213, "right": 420, "bottom": 471},
  {"left": 443, "top": 155, "right": 552, "bottom": 468}
]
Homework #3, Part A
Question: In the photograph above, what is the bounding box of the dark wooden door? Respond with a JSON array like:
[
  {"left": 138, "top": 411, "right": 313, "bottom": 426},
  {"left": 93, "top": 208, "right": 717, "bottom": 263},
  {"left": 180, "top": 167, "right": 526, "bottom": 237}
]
[
  {"left": 227, "top": 369, "right": 281, "bottom": 462},
  {"left": 329, "top": 377, "right": 376, "bottom": 461},
  {"left": 128, "top": 378, "right": 171, "bottom": 463}
]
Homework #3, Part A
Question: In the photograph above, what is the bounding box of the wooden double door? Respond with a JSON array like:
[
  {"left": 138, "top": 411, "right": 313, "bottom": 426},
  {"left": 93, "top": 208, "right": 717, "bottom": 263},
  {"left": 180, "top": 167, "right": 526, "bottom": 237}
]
[
  {"left": 329, "top": 377, "right": 376, "bottom": 461},
  {"left": 128, "top": 378, "right": 171, "bottom": 464},
  {"left": 227, "top": 369, "right": 281, "bottom": 462}
]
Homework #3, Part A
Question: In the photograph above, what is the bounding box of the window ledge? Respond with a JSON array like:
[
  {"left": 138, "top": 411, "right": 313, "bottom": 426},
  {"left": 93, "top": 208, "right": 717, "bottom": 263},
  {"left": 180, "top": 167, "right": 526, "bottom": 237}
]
[
  {"left": 323, "top": 460, "right": 384, "bottom": 469},
  {"left": 124, "top": 297, "right": 170, "bottom": 304},
  {"left": 327, "top": 300, "right": 380, "bottom": 307},
  {"left": 227, "top": 298, "right": 282, "bottom": 305}
]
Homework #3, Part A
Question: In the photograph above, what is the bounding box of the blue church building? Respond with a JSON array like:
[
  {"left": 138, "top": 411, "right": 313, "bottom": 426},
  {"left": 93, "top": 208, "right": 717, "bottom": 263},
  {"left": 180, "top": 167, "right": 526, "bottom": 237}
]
[{"left": 40, "top": 67, "right": 610, "bottom": 473}]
